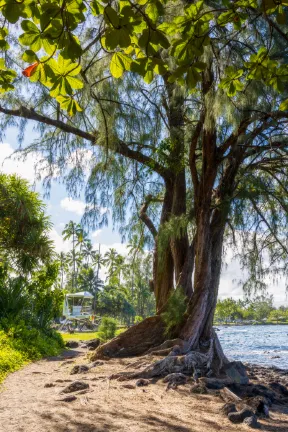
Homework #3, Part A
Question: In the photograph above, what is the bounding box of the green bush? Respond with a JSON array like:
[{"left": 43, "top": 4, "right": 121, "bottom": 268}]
[
  {"left": 134, "top": 315, "right": 143, "bottom": 323},
  {"left": 98, "top": 317, "right": 117, "bottom": 342},
  {"left": 162, "top": 288, "right": 187, "bottom": 335},
  {"left": 0, "top": 325, "right": 64, "bottom": 384},
  {"left": 0, "top": 263, "right": 64, "bottom": 331}
]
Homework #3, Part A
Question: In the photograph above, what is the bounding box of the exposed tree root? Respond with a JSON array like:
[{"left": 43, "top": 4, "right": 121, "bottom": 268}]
[
  {"left": 146, "top": 338, "right": 185, "bottom": 354},
  {"left": 91, "top": 316, "right": 166, "bottom": 360},
  {"left": 110, "top": 332, "right": 229, "bottom": 381}
]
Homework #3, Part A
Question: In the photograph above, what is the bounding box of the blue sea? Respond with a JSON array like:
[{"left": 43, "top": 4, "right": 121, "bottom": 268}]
[{"left": 217, "top": 325, "right": 288, "bottom": 369}]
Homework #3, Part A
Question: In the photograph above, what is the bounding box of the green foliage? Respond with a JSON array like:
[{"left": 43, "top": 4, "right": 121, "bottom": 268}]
[
  {"left": 0, "top": 173, "right": 54, "bottom": 273},
  {"left": 0, "top": 0, "right": 287, "bottom": 113},
  {"left": 59, "top": 222, "right": 155, "bottom": 323},
  {"left": 134, "top": 315, "right": 143, "bottom": 323},
  {"left": 0, "top": 263, "right": 63, "bottom": 330},
  {"left": 0, "top": 327, "right": 64, "bottom": 383},
  {"left": 97, "top": 316, "right": 117, "bottom": 341},
  {"left": 0, "top": 58, "right": 16, "bottom": 92},
  {"left": 0, "top": 269, "right": 28, "bottom": 322},
  {"left": 268, "top": 309, "right": 286, "bottom": 323},
  {"left": 162, "top": 288, "right": 186, "bottom": 336},
  {"left": 215, "top": 298, "right": 244, "bottom": 324},
  {"left": 215, "top": 295, "right": 278, "bottom": 324},
  {"left": 97, "top": 284, "right": 135, "bottom": 324},
  {"left": 158, "top": 215, "right": 190, "bottom": 266}
]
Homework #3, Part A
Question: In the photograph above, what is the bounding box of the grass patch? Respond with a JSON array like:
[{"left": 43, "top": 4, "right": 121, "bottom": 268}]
[
  {"left": 60, "top": 332, "right": 100, "bottom": 341},
  {"left": 60, "top": 327, "right": 128, "bottom": 343}
]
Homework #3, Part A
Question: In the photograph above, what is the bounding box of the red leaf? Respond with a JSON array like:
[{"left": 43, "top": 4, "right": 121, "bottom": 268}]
[{"left": 22, "top": 62, "right": 39, "bottom": 77}]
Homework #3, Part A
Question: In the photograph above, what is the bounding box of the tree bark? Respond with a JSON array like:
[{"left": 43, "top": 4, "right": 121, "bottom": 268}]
[{"left": 152, "top": 185, "right": 174, "bottom": 312}]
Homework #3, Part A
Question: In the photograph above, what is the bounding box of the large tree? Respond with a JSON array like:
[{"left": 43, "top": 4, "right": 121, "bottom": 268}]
[{"left": 0, "top": 0, "right": 288, "bottom": 373}]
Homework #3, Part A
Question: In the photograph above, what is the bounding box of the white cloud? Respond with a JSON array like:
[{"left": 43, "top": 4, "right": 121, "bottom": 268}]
[
  {"left": 49, "top": 228, "right": 71, "bottom": 253},
  {"left": 91, "top": 229, "right": 102, "bottom": 239},
  {"left": 60, "top": 197, "right": 108, "bottom": 217},
  {"left": 0, "top": 142, "right": 60, "bottom": 183},
  {"left": 0, "top": 142, "right": 39, "bottom": 182},
  {"left": 219, "top": 244, "right": 288, "bottom": 305},
  {"left": 60, "top": 197, "right": 87, "bottom": 216}
]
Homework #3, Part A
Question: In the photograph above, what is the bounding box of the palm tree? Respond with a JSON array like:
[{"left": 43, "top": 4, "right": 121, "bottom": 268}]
[
  {"left": 62, "top": 221, "right": 82, "bottom": 291},
  {"left": 103, "top": 248, "right": 125, "bottom": 286},
  {"left": 76, "top": 228, "right": 89, "bottom": 253},
  {"left": 82, "top": 240, "right": 94, "bottom": 265},
  {"left": 58, "top": 252, "right": 68, "bottom": 289}
]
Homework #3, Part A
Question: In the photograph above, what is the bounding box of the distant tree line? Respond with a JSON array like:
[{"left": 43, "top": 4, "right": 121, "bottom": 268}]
[
  {"left": 215, "top": 295, "right": 288, "bottom": 324},
  {"left": 58, "top": 221, "right": 155, "bottom": 324}
]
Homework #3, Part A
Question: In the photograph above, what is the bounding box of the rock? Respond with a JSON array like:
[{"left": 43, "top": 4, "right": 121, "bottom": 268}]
[
  {"left": 243, "top": 415, "right": 260, "bottom": 428},
  {"left": 269, "top": 382, "right": 288, "bottom": 396},
  {"left": 70, "top": 365, "right": 89, "bottom": 375},
  {"left": 190, "top": 383, "right": 208, "bottom": 394},
  {"left": 61, "top": 381, "right": 89, "bottom": 394},
  {"left": 251, "top": 384, "right": 276, "bottom": 403},
  {"left": 57, "top": 395, "right": 77, "bottom": 402},
  {"left": 163, "top": 373, "right": 188, "bottom": 390},
  {"left": 222, "top": 361, "right": 249, "bottom": 385},
  {"left": 201, "top": 377, "right": 232, "bottom": 390},
  {"left": 228, "top": 407, "right": 254, "bottom": 424},
  {"left": 44, "top": 383, "right": 55, "bottom": 388},
  {"left": 163, "top": 373, "right": 187, "bottom": 385},
  {"left": 61, "top": 360, "right": 75, "bottom": 367},
  {"left": 121, "top": 384, "right": 135, "bottom": 389},
  {"left": 70, "top": 361, "right": 104, "bottom": 375},
  {"left": 136, "top": 379, "right": 149, "bottom": 387},
  {"left": 83, "top": 338, "right": 101, "bottom": 350},
  {"left": 220, "top": 403, "right": 237, "bottom": 416},
  {"left": 89, "top": 361, "right": 104, "bottom": 369},
  {"left": 243, "top": 396, "right": 269, "bottom": 416},
  {"left": 271, "top": 355, "right": 280, "bottom": 359},
  {"left": 65, "top": 340, "right": 79, "bottom": 348},
  {"left": 220, "top": 386, "right": 242, "bottom": 403}
]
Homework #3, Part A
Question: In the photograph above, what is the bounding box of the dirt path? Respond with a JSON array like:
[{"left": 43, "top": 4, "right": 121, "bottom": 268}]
[{"left": 0, "top": 348, "right": 287, "bottom": 432}]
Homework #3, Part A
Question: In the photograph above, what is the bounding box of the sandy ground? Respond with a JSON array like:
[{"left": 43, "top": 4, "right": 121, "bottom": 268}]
[{"left": 0, "top": 348, "right": 288, "bottom": 432}]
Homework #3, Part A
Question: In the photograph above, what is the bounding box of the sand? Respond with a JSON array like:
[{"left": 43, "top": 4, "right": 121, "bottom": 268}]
[{"left": 0, "top": 347, "right": 287, "bottom": 432}]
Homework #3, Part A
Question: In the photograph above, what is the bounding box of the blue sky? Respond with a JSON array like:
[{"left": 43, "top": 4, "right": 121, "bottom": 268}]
[{"left": 1, "top": 125, "right": 287, "bottom": 306}]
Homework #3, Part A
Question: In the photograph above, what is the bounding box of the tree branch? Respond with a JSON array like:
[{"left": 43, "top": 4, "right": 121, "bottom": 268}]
[
  {"left": 0, "top": 104, "right": 170, "bottom": 180},
  {"left": 139, "top": 194, "right": 160, "bottom": 238},
  {"left": 250, "top": 197, "right": 288, "bottom": 255}
]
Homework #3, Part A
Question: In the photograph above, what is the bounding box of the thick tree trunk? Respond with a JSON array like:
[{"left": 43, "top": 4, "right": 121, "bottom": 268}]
[
  {"left": 180, "top": 224, "right": 225, "bottom": 350},
  {"left": 171, "top": 170, "right": 190, "bottom": 290},
  {"left": 152, "top": 186, "right": 174, "bottom": 311},
  {"left": 91, "top": 216, "right": 226, "bottom": 365},
  {"left": 90, "top": 315, "right": 167, "bottom": 359},
  {"left": 153, "top": 240, "right": 174, "bottom": 312}
]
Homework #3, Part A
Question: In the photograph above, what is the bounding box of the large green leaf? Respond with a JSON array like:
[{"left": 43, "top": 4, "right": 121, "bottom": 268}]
[
  {"left": 56, "top": 95, "right": 82, "bottom": 116},
  {"left": 110, "top": 52, "right": 132, "bottom": 78},
  {"left": 104, "top": 6, "right": 120, "bottom": 27}
]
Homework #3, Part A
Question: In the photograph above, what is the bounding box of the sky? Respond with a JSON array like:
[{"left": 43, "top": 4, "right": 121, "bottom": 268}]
[{"left": 1, "top": 125, "right": 287, "bottom": 306}]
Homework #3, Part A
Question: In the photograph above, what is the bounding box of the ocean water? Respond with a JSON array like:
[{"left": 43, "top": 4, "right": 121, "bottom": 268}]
[{"left": 217, "top": 325, "right": 288, "bottom": 369}]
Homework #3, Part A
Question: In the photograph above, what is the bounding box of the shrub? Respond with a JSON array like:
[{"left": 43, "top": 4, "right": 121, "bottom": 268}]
[
  {"left": 98, "top": 317, "right": 117, "bottom": 341},
  {"left": 134, "top": 315, "right": 143, "bottom": 323},
  {"left": 162, "top": 288, "right": 187, "bottom": 336},
  {"left": 0, "top": 325, "right": 64, "bottom": 384}
]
